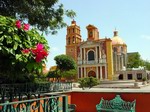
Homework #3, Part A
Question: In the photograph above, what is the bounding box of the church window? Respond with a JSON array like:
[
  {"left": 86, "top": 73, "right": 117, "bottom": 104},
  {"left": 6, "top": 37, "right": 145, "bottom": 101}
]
[
  {"left": 68, "top": 37, "right": 70, "bottom": 44},
  {"left": 121, "top": 47, "right": 123, "bottom": 53},
  {"left": 88, "top": 50, "right": 94, "bottom": 61},
  {"left": 72, "top": 36, "right": 75, "bottom": 43},
  {"left": 73, "top": 28, "right": 74, "bottom": 33}
]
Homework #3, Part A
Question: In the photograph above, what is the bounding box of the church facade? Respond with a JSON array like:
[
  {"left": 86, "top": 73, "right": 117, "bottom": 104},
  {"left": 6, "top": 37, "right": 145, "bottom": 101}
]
[{"left": 66, "top": 20, "right": 128, "bottom": 80}]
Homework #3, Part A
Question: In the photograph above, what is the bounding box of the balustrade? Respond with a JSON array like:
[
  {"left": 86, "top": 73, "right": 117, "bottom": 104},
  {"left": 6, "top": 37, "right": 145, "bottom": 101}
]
[{"left": 78, "top": 59, "right": 106, "bottom": 65}]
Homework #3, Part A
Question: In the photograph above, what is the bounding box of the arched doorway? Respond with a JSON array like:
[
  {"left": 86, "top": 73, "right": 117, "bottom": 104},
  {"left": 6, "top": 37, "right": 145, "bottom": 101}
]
[
  {"left": 119, "top": 74, "right": 123, "bottom": 80},
  {"left": 88, "top": 71, "right": 96, "bottom": 77}
]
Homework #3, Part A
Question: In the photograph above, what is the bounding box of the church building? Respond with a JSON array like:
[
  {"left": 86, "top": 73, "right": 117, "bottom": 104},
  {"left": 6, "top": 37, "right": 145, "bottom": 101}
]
[{"left": 66, "top": 20, "right": 127, "bottom": 80}]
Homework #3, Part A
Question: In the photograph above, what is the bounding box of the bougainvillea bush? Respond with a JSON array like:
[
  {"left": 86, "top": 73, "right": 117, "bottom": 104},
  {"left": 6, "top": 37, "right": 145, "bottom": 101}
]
[{"left": 0, "top": 15, "right": 49, "bottom": 83}]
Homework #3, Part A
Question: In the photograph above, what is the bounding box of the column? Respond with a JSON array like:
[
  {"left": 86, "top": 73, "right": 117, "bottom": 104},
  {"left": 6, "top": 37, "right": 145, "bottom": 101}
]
[
  {"left": 100, "top": 66, "right": 103, "bottom": 80},
  {"left": 99, "top": 47, "right": 101, "bottom": 62},
  {"left": 121, "top": 55, "right": 124, "bottom": 69},
  {"left": 78, "top": 67, "right": 80, "bottom": 78},
  {"left": 80, "top": 48, "right": 83, "bottom": 64},
  {"left": 118, "top": 55, "right": 120, "bottom": 71},
  {"left": 115, "top": 54, "right": 117, "bottom": 71},
  {"left": 95, "top": 46, "right": 98, "bottom": 63},
  {"left": 84, "top": 48, "right": 86, "bottom": 64},
  {"left": 84, "top": 67, "right": 86, "bottom": 78},
  {"left": 81, "top": 67, "right": 82, "bottom": 78},
  {"left": 96, "top": 66, "right": 98, "bottom": 79}
]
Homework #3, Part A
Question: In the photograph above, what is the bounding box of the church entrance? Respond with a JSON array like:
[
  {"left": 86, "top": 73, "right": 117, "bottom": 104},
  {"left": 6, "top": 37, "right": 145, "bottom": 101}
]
[
  {"left": 119, "top": 74, "right": 123, "bottom": 80},
  {"left": 88, "top": 71, "right": 96, "bottom": 77}
]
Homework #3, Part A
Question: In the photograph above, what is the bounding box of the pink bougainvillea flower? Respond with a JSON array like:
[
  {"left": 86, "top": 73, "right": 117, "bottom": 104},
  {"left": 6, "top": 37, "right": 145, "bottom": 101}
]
[
  {"left": 23, "top": 24, "right": 30, "bottom": 31},
  {"left": 15, "top": 20, "right": 21, "bottom": 29},
  {"left": 30, "top": 43, "right": 48, "bottom": 62},
  {"left": 22, "top": 49, "right": 30, "bottom": 54},
  {"left": 31, "top": 48, "right": 38, "bottom": 55},
  {"left": 35, "top": 53, "right": 43, "bottom": 62},
  {"left": 34, "top": 50, "right": 48, "bottom": 63},
  {"left": 41, "top": 49, "right": 48, "bottom": 57},
  {"left": 36, "top": 43, "right": 44, "bottom": 51}
]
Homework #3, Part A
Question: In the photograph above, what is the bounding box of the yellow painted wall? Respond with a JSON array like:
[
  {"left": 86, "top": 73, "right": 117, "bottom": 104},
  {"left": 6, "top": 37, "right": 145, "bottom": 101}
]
[{"left": 106, "top": 40, "right": 114, "bottom": 80}]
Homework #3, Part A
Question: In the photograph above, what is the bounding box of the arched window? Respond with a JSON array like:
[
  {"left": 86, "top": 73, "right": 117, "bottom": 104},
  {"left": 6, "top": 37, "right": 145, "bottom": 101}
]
[
  {"left": 88, "top": 50, "right": 94, "bottom": 61},
  {"left": 73, "top": 28, "right": 74, "bottom": 33},
  {"left": 68, "top": 37, "right": 70, "bottom": 44},
  {"left": 121, "top": 47, "right": 123, "bottom": 53},
  {"left": 72, "top": 36, "right": 75, "bottom": 43}
]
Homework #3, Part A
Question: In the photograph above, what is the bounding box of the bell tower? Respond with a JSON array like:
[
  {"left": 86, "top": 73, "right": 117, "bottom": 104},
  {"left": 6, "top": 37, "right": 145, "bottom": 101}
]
[
  {"left": 86, "top": 24, "right": 100, "bottom": 41},
  {"left": 66, "top": 20, "right": 82, "bottom": 62}
]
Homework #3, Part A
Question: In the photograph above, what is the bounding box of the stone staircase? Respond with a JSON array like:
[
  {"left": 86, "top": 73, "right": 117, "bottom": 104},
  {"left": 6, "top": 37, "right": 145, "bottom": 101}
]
[{"left": 94, "top": 80, "right": 144, "bottom": 88}]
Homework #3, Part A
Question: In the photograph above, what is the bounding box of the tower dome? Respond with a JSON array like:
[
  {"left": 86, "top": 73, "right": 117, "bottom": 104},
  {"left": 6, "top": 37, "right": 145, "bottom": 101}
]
[{"left": 112, "top": 30, "right": 125, "bottom": 45}]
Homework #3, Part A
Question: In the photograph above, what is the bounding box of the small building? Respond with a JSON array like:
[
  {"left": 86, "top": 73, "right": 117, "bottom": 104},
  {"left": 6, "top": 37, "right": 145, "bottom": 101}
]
[{"left": 117, "top": 67, "right": 150, "bottom": 80}]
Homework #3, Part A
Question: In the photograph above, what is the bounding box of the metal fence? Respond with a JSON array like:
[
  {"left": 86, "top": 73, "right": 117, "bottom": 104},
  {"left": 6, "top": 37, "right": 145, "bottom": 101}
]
[
  {"left": 0, "top": 82, "right": 72, "bottom": 103},
  {"left": 0, "top": 94, "right": 69, "bottom": 112}
]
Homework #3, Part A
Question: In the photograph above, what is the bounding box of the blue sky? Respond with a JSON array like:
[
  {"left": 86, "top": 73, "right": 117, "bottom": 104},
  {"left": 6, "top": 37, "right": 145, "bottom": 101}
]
[{"left": 45, "top": 0, "right": 150, "bottom": 69}]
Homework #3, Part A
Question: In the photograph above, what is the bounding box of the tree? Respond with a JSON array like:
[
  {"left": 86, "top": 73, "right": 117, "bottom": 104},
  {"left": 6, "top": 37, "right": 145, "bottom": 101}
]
[
  {"left": 54, "top": 54, "right": 76, "bottom": 71},
  {"left": 142, "top": 60, "right": 150, "bottom": 70},
  {"left": 54, "top": 54, "right": 77, "bottom": 80},
  {"left": 127, "top": 52, "right": 143, "bottom": 68},
  {"left": 61, "top": 69, "right": 77, "bottom": 80},
  {"left": 0, "top": 0, "right": 76, "bottom": 34},
  {"left": 0, "top": 15, "right": 49, "bottom": 83}
]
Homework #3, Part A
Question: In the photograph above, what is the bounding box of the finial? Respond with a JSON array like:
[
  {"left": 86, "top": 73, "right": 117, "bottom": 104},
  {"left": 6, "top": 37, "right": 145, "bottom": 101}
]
[
  {"left": 71, "top": 19, "right": 76, "bottom": 25},
  {"left": 114, "top": 28, "right": 118, "bottom": 36}
]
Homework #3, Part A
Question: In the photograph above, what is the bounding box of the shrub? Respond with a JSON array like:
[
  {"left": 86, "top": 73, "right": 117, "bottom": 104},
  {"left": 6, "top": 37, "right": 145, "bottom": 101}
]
[
  {"left": 78, "top": 77, "right": 99, "bottom": 89},
  {"left": 0, "top": 15, "right": 49, "bottom": 83}
]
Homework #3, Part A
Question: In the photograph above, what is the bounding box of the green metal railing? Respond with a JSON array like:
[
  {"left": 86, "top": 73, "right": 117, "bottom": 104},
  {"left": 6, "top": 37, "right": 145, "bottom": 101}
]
[
  {"left": 0, "top": 95, "right": 69, "bottom": 112},
  {"left": 0, "top": 82, "right": 72, "bottom": 103}
]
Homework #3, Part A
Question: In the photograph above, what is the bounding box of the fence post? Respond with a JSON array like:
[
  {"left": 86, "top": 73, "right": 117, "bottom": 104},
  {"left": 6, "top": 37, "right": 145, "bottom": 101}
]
[{"left": 62, "top": 96, "right": 68, "bottom": 112}]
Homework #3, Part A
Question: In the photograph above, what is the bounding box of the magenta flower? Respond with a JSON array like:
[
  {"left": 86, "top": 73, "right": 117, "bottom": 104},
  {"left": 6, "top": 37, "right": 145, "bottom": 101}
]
[
  {"left": 35, "top": 53, "right": 43, "bottom": 62},
  {"left": 15, "top": 20, "right": 21, "bottom": 29},
  {"left": 23, "top": 24, "right": 30, "bottom": 31},
  {"left": 25, "top": 43, "right": 48, "bottom": 63},
  {"left": 36, "top": 43, "right": 44, "bottom": 51},
  {"left": 41, "top": 49, "right": 48, "bottom": 57}
]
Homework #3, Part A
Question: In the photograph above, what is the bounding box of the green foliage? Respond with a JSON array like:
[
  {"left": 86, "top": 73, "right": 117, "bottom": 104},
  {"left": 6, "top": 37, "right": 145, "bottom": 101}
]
[
  {"left": 54, "top": 54, "right": 76, "bottom": 71},
  {"left": 0, "top": 0, "right": 76, "bottom": 34},
  {"left": 142, "top": 60, "right": 150, "bottom": 70},
  {"left": 0, "top": 15, "right": 49, "bottom": 83},
  {"left": 127, "top": 52, "right": 143, "bottom": 68},
  {"left": 53, "top": 54, "right": 77, "bottom": 81},
  {"left": 78, "top": 77, "right": 100, "bottom": 89},
  {"left": 62, "top": 69, "right": 77, "bottom": 80},
  {"left": 47, "top": 70, "right": 61, "bottom": 79},
  {"left": 127, "top": 52, "right": 150, "bottom": 70},
  {"left": 142, "top": 77, "right": 146, "bottom": 81}
]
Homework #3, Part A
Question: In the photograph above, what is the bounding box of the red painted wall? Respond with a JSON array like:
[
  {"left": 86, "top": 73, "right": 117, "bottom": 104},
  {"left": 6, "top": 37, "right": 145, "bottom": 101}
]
[{"left": 70, "top": 92, "right": 150, "bottom": 112}]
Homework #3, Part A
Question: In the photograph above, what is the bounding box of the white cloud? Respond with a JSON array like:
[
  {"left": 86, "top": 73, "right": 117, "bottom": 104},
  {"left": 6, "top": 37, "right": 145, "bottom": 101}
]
[{"left": 141, "top": 35, "right": 150, "bottom": 40}]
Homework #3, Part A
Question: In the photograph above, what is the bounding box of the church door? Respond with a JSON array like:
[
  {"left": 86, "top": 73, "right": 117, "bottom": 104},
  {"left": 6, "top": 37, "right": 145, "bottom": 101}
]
[{"left": 88, "top": 71, "right": 96, "bottom": 77}]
